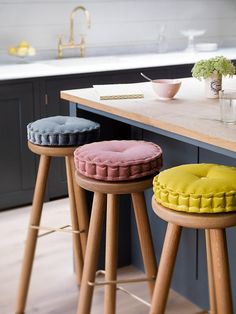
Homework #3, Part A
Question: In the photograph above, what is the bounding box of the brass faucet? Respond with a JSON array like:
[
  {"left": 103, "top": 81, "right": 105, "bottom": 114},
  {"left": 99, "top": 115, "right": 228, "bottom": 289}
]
[{"left": 58, "top": 6, "right": 91, "bottom": 58}]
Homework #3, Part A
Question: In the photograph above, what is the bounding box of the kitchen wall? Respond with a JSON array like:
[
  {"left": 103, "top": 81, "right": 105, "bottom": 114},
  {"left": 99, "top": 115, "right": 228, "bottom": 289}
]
[{"left": 0, "top": 0, "right": 236, "bottom": 59}]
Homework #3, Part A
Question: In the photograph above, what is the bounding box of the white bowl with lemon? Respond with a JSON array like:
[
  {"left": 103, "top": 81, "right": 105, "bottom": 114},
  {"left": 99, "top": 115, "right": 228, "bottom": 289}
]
[{"left": 8, "top": 40, "right": 36, "bottom": 58}]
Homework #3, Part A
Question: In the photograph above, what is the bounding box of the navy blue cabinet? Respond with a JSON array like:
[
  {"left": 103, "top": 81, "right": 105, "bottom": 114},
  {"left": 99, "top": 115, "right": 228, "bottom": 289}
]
[{"left": 0, "top": 81, "right": 38, "bottom": 209}]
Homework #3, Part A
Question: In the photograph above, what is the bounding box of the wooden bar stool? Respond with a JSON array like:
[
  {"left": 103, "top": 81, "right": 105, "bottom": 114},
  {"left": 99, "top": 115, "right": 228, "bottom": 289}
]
[
  {"left": 150, "top": 163, "right": 236, "bottom": 314},
  {"left": 73, "top": 140, "right": 163, "bottom": 314},
  {"left": 15, "top": 116, "right": 100, "bottom": 314}
]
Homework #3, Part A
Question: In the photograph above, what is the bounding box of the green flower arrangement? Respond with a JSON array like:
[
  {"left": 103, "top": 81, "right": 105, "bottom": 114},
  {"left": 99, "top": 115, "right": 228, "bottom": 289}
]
[{"left": 191, "top": 56, "right": 235, "bottom": 80}]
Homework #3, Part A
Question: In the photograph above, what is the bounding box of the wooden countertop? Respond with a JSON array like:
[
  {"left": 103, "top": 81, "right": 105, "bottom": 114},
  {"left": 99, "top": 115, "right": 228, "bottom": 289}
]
[{"left": 61, "top": 77, "right": 236, "bottom": 155}]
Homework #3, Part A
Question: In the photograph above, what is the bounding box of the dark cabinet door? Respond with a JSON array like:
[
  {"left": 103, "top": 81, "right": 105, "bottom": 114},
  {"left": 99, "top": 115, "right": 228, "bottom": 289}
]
[
  {"left": 110, "top": 66, "right": 174, "bottom": 82},
  {"left": 0, "top": 81, "right": 36, "bottom": 210}
]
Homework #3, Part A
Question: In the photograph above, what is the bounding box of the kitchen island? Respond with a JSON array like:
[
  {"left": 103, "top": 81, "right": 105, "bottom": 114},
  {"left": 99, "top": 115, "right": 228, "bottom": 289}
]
[
  {"left": 61, "top": 77, "right": 236, "bottom": 310},
  {"left": 2, "top": 48, "right": 236, "bottom": 210}
]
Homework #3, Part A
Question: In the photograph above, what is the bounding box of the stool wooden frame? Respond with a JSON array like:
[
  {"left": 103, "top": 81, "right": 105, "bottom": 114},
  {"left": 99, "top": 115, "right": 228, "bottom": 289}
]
[
  {"left": 150, "top": 196, "right": 236, "bottom": 314},
  {"left": 15, "top": 142, "right": 89, "bottom": 314},
  {"left": 75, "top": 172, "right": 158, "bottom": 314}
]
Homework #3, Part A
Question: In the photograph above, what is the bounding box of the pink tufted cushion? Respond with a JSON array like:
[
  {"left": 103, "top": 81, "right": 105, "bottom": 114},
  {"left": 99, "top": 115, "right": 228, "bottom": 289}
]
[{"left": 74, "top": 140, "right": 162, "bottom": 181}]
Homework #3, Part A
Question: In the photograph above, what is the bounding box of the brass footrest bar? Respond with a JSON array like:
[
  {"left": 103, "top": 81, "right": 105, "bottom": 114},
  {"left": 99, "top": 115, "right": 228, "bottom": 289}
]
[
  {"left": 88, "top": 269, "right": 155, "bottom": 286},
  {"left": 88, "top": 269, "right": 152, "bottom": 307},
  {"left": 117, "top": 285, "right": 151, "bottom": 307},
  {"left": 89, "top": 270, "right": 207, "bottom": 311},
  {"left": 30, "top": 224, "right": 84, "bottom": 238}
]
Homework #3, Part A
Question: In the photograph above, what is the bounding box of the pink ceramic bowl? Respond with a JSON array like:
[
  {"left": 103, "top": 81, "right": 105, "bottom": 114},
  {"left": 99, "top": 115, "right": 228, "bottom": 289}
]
[{"left": 152, "top": 79, "right": 181, "bottom": 100}]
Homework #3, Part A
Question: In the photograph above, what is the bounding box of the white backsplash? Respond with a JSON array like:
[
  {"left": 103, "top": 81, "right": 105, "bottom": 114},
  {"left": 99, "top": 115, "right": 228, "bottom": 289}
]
[{"left": 0, "top": 0, "right": 236, "bottom": 59}]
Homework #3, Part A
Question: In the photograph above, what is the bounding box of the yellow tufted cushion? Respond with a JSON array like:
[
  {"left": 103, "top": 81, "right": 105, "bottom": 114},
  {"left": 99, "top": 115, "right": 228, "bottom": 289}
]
[{"left": 153, "top": 163, "right": 236, "bottom": 214}]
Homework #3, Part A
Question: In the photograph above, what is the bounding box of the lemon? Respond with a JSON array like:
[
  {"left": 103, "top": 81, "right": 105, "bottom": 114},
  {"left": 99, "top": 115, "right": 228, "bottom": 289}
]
[
  {"left": 8, "top": 47, "right": 17, "bottom": 55},
  {"left": 16, "top": 47, "right": 28, "bottom": 57},
  {"left": 18, "top": 40, "right": 29, "bottom": 48}
]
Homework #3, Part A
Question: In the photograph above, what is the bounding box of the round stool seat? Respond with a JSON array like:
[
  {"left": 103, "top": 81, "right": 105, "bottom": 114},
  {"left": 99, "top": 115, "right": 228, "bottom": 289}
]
[
  {"left": 76, "top": 172, "right": 154, "bottom": 194},
  {"left": 153, "top": 163, "right": 236, "bottom": 214},
  {"left": 152, "top": 197, "right": 236, "bottom": 229},
  {"left": 27, "top": 115, "right": 100, "bottom": 146},
  {"left": 74, "top": 140, "right": 163, "bottom": 181}
]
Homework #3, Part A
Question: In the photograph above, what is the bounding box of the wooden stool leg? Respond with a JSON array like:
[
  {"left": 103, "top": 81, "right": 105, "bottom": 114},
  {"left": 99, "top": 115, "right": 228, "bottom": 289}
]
[
  {"left": 65, "top": 156, "right": 83, "bottom": 285},
  {"left": 205, "top": 230, "right": 217, "bottom": 314},
  {"left": 77, "top": 192, "right": 106, "bottom": 314},
  {"left": 150, "top": 223, "right": 182, "bottom": 314},
  {"left": 210, "top": 229, "right": 233, "bottom": 314},
  {"left": 104, "top": 194, "right": 119, "bottom": 314},
  {"left": 71, "top": 157, "right": 89, "bottom": 260},
  {"left": 132, "top": 192, "right": 157, "bottom": 296},
  {"left": 15, "top": 155, "right": 51, "bottom": 314}
]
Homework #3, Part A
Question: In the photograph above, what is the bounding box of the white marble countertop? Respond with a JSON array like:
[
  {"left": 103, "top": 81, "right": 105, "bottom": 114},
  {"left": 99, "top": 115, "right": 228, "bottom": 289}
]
[{"left": 1, "top": 48, "right": 236, "bottom": 81}]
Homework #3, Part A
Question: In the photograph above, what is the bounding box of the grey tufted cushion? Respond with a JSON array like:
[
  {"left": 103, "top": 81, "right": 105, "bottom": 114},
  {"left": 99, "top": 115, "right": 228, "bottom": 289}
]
[{"left": 27, "top": 116, "right": 100, "bottom": 146}]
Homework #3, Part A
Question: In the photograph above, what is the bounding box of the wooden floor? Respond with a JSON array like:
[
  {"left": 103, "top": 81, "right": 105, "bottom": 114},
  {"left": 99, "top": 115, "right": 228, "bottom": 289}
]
[{"left": 0, "top": 198, "right": 202, "bottom": 314}]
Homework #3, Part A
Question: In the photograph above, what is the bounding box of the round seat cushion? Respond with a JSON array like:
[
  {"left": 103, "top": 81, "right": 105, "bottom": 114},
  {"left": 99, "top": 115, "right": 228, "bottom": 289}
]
[
  {"left": 74, "top": 140, "right": 163, "bottom": 181},
  {"left": 27, "top": 116, "right": 100, "bottom": 146},
  {"left": 153, "top": 163, "right": 236, "bottom": 214}
]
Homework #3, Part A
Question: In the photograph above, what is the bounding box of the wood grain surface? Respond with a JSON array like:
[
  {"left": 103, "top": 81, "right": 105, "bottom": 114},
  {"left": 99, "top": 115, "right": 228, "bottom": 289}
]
[
  {"left": 0, "top": 198, "right": 202, "bottom": 314},
  {"left": 61, "top": 77, "right": 236, "bottom": 153}
]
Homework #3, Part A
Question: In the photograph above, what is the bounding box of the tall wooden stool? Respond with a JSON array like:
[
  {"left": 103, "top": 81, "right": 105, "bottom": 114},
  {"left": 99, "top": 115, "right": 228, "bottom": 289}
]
[
  {"left": 73, "top": 140, "right": 163, "bottom": 314},
  {"left": 150, "top": 163, "right": 236, "bottom": 314},
  {"left": 15, "top": 116, "right": 100, "bottom": 314}
]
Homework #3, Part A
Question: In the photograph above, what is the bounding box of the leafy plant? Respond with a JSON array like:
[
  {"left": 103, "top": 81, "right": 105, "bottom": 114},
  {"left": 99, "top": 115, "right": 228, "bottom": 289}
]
[{"left": 191, "top": 56, "right": 235, "bottom": 80}]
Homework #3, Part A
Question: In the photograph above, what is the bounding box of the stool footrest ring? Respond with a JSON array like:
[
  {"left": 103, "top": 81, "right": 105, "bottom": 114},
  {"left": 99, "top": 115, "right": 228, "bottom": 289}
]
[
  {"left": 30, "top": 224, "right": 84, "bottom": 238},
  {"left": 117, "top": 285, "right": 150, "bottom": 307},
  {"left": 88, "top": 270, "right": 154, "bottom": 307},
  {"left": 88, "top": 269, "right": 155, "bottom": 286}
]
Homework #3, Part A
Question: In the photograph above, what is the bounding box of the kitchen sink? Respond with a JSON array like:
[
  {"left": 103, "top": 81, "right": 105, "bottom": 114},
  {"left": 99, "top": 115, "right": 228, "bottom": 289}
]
[{"left": 39, "top": 55, "right": 122, "bottom": 67}]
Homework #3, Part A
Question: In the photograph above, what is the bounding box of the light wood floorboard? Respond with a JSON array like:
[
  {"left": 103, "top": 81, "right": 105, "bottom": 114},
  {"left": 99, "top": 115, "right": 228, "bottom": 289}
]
[{"left": 0, "top": 198, "right": 202, "bottom": 314}]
